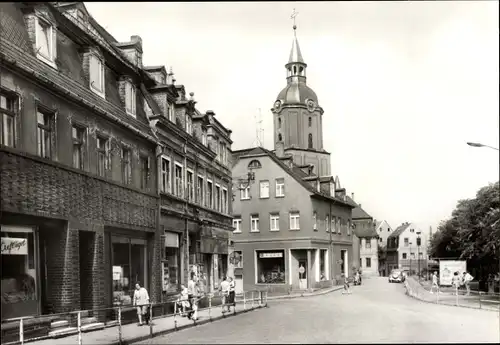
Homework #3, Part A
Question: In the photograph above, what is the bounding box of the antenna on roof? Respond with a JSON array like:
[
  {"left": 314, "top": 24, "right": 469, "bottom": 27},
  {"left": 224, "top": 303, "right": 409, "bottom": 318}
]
[{"left": 252, "top": 108, "right": 264, "bottom": 147}]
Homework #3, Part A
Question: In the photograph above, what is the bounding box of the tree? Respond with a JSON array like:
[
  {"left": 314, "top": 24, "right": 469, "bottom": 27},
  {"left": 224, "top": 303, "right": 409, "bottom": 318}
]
[{"left": 430, "top": 181, "right": 500, "bottom": 276}]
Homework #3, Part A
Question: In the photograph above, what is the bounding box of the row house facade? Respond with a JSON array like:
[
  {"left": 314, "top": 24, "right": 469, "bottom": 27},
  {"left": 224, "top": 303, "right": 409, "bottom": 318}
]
[{"left": 0, "top": 2, "right": 233, "bottom": 333}]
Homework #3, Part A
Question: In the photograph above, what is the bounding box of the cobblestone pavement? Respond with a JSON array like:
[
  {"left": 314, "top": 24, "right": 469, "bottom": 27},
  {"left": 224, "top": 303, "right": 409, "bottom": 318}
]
[{"left": 137, "top": 277, "right": 500, "bottom": 344}]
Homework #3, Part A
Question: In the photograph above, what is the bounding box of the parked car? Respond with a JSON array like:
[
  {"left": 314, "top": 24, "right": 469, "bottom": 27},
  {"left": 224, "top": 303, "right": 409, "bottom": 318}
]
[{"left": 389, "top": 269, "right": 405, "bottom": 283}]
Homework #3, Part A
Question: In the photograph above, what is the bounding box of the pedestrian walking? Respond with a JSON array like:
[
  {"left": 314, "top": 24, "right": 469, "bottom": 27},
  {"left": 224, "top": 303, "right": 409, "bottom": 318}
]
[
  {"left": 452, "top": 271, "right": 460, "bottom": 296},
  {"left": 228, "top": 276, "right": 236, "bottom": 311},
  {"left": 430, "top": 271, "right": 439, "bottom": 294},
  {"left": 219, "top": 276, "right": 231, "bottom": 312},
  {"left": 462, "top": 271, "right": 474, "bottom": 296},
  {"left": 341, "top": 274, "right": 351, "bottom": 295},
  {"left": 133, "top": 282, "right": 150, "bottom": 326},
  {"left": 187, "top": 272, "right": 199, "bottom": 321}
]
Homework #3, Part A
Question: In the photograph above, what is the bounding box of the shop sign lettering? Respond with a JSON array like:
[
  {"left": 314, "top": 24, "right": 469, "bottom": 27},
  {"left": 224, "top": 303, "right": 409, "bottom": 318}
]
[
  {"left": 1, "top": 237, "right": 28, "bottom": 255},
  {"left": 259, "top": 252, "right": 283, "bottom": 259}
]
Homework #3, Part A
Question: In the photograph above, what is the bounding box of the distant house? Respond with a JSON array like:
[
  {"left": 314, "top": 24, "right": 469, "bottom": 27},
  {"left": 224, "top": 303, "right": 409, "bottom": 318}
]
[
  {"left": 386, "top": 222, "right": 429, "bottom": 275},
  {"left": 347, "top": 196, "right": 379, "bottom": 277},
  {"left": 375, "top": 220, "right": 394, "bottom": 247}
]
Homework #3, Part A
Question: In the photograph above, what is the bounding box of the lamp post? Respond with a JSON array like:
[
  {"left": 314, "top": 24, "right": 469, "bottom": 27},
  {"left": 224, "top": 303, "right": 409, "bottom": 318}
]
[
  {"left": 416, "top": 231, "right": 422, "bottom": 281},
  {"left": 409, "top": 242, "right": 413, "bottom": 276}
]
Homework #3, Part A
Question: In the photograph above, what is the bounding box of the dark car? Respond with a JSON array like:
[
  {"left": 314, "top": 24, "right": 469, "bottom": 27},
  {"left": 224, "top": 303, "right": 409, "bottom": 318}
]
[{"left": 389, "top": 269, "right": 405, "bottom": 283}]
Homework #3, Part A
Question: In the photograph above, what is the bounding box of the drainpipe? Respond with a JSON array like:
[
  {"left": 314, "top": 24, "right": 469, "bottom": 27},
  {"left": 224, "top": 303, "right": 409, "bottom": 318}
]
[
  {"left": 329, "top": 202, "right": 333, "bottom": 287},
  {"left": 183, "top": 140, "right": 189, "bottom": 286}
]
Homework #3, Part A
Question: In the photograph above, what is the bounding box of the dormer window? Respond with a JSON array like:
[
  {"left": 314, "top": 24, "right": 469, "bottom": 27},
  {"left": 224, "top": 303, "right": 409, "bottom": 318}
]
[
  {"left": 185, "top": 114, "right": 193, "bottom": 135},
  {"left": 89, "top": 54, "right": 105, "bottom": 97},
  {"left": 35, "top": 17, "right": 56, "bottom": 67},
  {"left": 124, "top": 81, "right": 136, "bottom": 117}
]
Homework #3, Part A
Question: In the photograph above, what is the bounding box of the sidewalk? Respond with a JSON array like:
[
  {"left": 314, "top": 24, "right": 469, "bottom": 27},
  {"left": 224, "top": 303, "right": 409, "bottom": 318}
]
[
  {"left": 21, "top": 285, "right": 344, "bottom": 345},
  {"left": 405, "top": 277, "right": 499, "bottom": 312}
]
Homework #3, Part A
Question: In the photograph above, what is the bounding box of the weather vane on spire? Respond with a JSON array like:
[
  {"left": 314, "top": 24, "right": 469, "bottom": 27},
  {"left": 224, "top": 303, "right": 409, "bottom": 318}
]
[{"left": 291, "top": 8, "right": 299, "bottom": 32}]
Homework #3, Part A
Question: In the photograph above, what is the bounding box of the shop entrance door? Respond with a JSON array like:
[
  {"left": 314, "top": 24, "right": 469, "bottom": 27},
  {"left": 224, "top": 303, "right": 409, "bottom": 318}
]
[{"left": 298, "top": 259, "right": 307, "bottom": 290}]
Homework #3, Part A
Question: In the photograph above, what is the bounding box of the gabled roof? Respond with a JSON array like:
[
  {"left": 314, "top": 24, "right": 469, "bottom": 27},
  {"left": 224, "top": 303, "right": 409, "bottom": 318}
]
[
  {"left": 233, "top": 147, "right": 354, "bottom": 208},
  {"left": 345, "top": 196, "right": 373, "bottom": 220},
  {"left": 375, "top": 221, "right": 383, "bottom": 231},
  {"left": 353, "top": 226, "right": 378, "bottom": 239},
  {"left": 388, "top": 223, "right": 411, "bottom": 239}
]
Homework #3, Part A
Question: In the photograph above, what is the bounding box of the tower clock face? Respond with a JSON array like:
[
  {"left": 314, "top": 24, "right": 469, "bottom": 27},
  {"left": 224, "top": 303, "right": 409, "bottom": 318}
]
[
  {"left": 274, "top": 100, "right": 282, "bottom": 112},
  {"left": 306, "top": 99, "right": 315, "bottom": 112}
]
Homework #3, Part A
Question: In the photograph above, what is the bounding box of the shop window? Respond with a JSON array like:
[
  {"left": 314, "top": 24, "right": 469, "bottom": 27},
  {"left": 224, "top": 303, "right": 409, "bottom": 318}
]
[
  {"left": 256, "top": 250, "right": 285, "bottom": 284},
  {"left": 112, "top": 236, "right": 147, "bottom": 306},
  {"left": 1, "top": 226, "right": 38, "bottom": 319},
  {"left": 162, "top": 232, "right": 180, "bottom": 293}
]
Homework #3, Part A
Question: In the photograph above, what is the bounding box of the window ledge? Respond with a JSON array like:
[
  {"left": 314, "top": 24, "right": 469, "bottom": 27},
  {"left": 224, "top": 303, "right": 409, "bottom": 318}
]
[
  {"left": 260, "top": 196, "right": 270, "bottom": 199},
  {"left": 233, "top": 231, "right": 242, "bottom": 234},
  {"left": 126, "top": 111, "right": 137, "bottom": 118},
  {"left": 90, "top": 86, "right": 106, "bottom": 99},
  {"left": 269, "top": 229, "right": 280, "bottom": 232},
  {"left": 241, "top": 198, "right": 251, "bottom": 201},
  {"left": 276, "top": 195, "right": 285, "bottom": 198},
  {"left": 36, "top": 55, "right": 57, "bottom": 70},
  {"left": 289, "top": 229, "right": 300, "bottom": 231},
  {"left": 250, "top": 230, "right": 260, "bottom": 233}
]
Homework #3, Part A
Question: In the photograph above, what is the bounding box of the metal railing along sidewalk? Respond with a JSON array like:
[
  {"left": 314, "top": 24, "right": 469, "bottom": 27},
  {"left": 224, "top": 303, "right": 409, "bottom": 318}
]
[
  {"left": 404, "top": 277, "right": 500, "bottom": 311},
  {"left": 1, "top": 290, "right": 268, "bottom": 345}
]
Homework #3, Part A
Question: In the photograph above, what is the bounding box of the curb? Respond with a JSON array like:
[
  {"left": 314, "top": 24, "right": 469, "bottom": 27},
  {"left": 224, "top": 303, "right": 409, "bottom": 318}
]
[
  {"left": 108, "top": 305, "right": 266, "bottom": 345},
  {"left": 265, "top": 286, "right": 344, "bottom": 301}
]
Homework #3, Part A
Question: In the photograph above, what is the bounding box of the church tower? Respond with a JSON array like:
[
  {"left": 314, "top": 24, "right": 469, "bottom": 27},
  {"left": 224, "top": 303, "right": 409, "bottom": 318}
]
[{"left": 271, "top": 20, "right": 331, "bottom": 176}]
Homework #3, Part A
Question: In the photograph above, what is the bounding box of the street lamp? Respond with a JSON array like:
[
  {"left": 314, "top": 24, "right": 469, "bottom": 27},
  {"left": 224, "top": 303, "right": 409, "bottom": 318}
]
[
  {"left": 416, "top": 231, "right": 422, "bottom": 281},
  {"left": 409, "top": 241, "right": 413, "bottom": 276},
  {"left": 466, "top": 142, "right": 499, "bottom": 151}
]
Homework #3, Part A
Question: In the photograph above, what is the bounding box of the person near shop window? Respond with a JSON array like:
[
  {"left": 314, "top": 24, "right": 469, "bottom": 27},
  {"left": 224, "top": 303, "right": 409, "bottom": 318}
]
[
  {"left": 219, "top": 276, "right": 231, "bottom": 313},
  {"left": 133, "top": 282, "right": 150, "bottom": 326},
  {"left": 228, "top": 276, "right": 236, "bottom": 311},
  {"left": 187, "top": 272, "right": 199, "bottom": 321}
]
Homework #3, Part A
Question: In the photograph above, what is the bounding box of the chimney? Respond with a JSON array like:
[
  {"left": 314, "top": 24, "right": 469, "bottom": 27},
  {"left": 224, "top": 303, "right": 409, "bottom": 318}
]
[
  {"left": 275, "top": 141, "right": 284, "bottom": 157},
  {"left": 351, "top": 192, "right": 354, "bottom": 201},
  {"left": 115, "top": 35, "right": 143, "bottom": 68}
]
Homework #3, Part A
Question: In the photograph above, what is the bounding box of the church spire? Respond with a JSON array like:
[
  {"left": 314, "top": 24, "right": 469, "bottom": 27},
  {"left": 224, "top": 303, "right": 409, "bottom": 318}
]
[
  {"left": 288, "top": 9, "right": 304, "bottom": 64},
  {"left": 286, "top": 9, "right": 307, "bottom": 84}
]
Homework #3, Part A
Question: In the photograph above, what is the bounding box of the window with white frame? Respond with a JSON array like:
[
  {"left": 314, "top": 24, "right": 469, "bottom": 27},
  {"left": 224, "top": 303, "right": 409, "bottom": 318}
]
[
  {"left": 222, "top": 188, "right": 228, "bottom": 214},
  {"left": 365, "top": 239, "right": 371, "bottom": 249},
  {"left": 289, "top": 212, "right": 300, "bottom": 230},
  {"left": 270, "top": 214, "right": 280, "bottom": 231},
  {"left": 122, "top": 147, "right": 131, "bottom": 185},
  {"left": 326, "top": 215, "right": 330, "bottom": 232},
  {"left": 202, "top": 130, "right": 207, "bottom": 146},
  {"left": 72, "top": 125, "right": 86, "bottom": 170},
  {"left": 260, "top": 181, "right": 270, "bottom": 198},
  {"left": 35, "top": 17, "right": 56, "bottom": 65},
  {"left": 37, "top": 108, "right": 54, "bottom": 159},
  {"left": 232, "top": 218, "right": 242, "bottom": 233},
  {"left": 240, "top": 184, "right": 250, "bottom": 200},
  {"left": 197, "top": 175, "right": 204, "bottom": 205},
  {"left": 186, "top": 170, "right": 194, "bottom": 201},
  {"left": 215, "top": 185, "right": 221, "bottom": 211},
  {"left": 96, "top": 135, "right": 109, "bottom": 177},
  {"left": 313, "top": 212, "right": 317, "bottom": 230},
  {"left": 185, "top": 114, "right": 192, "bottom": 135},
  {"left": 160, "top": 156, "right": 171, "bottom": 193},
  {"left": 206, "top": 180, "right": 213, "bottom": 208},
  {"left": 275, "top": 178, "right": 285, "bottom": 197},
  {"left": 0, "top": 92, "right": 17, "bottom": 147},
  {"left": 124, "top": 81, "right": 136, "bottom": 116},
  {"left": 250, "top": 215, "right": 260, "bottom": 232},
  {"left": 174, "top": 163, "right": 183, "bottom": 197},
  {"left": 89, "top": 54, "right": 105, "bottom": 96}
]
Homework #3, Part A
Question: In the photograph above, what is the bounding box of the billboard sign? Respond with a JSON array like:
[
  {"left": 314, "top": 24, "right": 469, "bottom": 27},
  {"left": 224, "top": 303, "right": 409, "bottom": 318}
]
[{"left": 439, "top": 260, "right": 467, "bottom": 286}]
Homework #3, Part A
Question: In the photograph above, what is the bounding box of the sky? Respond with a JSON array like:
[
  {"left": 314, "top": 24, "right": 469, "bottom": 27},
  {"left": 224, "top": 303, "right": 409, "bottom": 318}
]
[{"left": 85, "top": 1, "right": 499, "bottom": 236}]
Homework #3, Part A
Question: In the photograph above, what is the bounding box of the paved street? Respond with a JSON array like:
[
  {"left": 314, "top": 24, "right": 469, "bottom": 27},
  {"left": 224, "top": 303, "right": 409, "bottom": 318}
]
[{"left": 137, "top": 277, "right": 500, "bottom": 344}]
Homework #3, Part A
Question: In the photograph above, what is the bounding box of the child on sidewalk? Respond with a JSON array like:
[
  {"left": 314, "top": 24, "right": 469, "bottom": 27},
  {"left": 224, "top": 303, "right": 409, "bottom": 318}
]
[{"left": 341, "top": 273, "right": 351, "bottom": 295}]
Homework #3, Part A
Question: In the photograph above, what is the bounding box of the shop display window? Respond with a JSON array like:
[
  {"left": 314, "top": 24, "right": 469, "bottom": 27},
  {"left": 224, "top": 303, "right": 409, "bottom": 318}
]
[
  {"left": 112, "top": 236, "right": 147, "bottom": 306},
  {"left": 256, "top": 250, "right": 285, "bottom": 284},
  {"left": 1, "top": 226, "right": 38, "bottom": 319}
]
